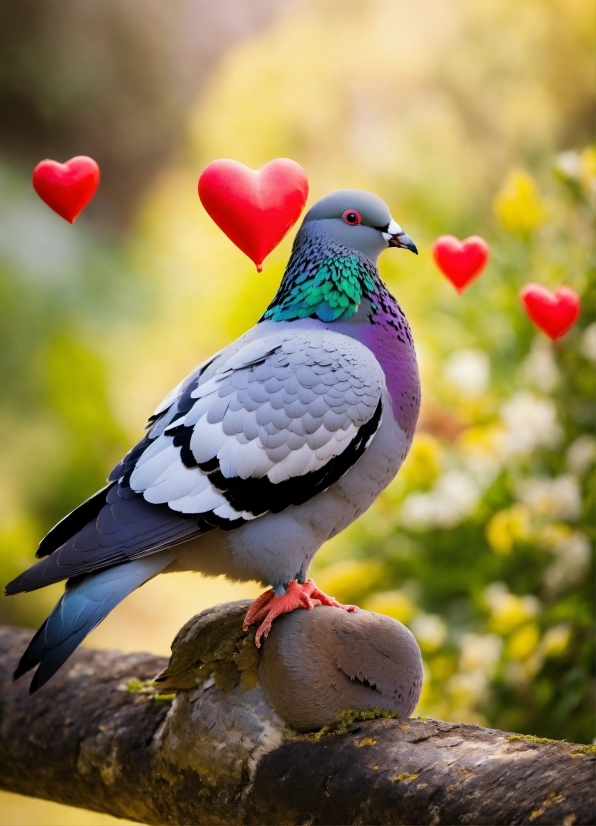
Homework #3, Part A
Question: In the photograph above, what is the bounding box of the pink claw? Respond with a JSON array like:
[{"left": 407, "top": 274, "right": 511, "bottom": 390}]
[{"left": 243, "top": 579, "right": 358, "bottom": 647}]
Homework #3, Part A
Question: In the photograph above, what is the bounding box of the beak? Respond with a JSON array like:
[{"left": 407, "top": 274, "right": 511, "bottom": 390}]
[{"left": 381, "top": 219, "right": 418, "bottom": 255}]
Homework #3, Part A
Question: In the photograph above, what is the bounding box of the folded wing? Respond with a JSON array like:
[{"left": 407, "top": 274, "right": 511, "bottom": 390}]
[
  {"left": 126, "top": 328, "right": 384, "bottom": 525},
  {"left": 6, "top": 328, "right": 384, "bottom": 594}
]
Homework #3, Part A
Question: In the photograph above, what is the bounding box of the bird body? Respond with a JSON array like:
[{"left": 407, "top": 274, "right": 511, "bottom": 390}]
[{"left": 6, "top": 189, "right": 420, "bottom": 692}]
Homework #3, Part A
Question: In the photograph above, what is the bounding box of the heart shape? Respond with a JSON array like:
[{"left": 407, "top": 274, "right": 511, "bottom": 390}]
[
  {"left": 520, "top": 284, "right": 580, "bottom": 340},
  {"left": 432, "top": 235, "right": 490, "bottom": 292},
  {"left": 32, "top": 156, "right": 100, "bottom": 223},
  {"left": 198, "top": 158, "right": 309, "bottom": 270}
]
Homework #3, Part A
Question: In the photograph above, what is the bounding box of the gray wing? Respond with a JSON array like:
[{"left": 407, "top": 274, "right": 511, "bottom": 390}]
[
  {"left": 122, "top": 328, "right": 384, "bottom": 525},
  {"left": 6, "top": 329, "right": 383, "bottom": 594}
]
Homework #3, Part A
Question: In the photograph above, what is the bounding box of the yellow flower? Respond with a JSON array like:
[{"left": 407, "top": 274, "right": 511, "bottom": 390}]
[
  {"left": 580, "top": 145, "right": 596, "bottom": 197},
  {"left": 538, "top": 522, "right": 573, "bottom": 550},
  {"left": 458, "top": 425, "right": 501, "bottom": 453},
  {"left": 493, "top": 169, "right": 546, "bottom": 234},
  {"left": 541, "top": 625, "right": 571, "bottom": 658},
  {"left": 485, "top": 505, "right": 531, "bottom": 556},
  {"left": 506, "top": 623, "right": 540, "bottom": 661},
  {"left": 315, "top": 560, "right": 382, "bottom": 603},
  {"left": 485, "top": 583, "right": 540, "bottom": 634},
  {"left": 400, "top": 434, "right": 441, "bottom": 487},
  {"left": 363, "top": 589, "right": 416, "bottom": 624}
]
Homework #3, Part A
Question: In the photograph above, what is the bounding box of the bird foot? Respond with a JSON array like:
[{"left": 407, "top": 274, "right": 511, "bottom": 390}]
[{"left": 243, "top": 579, "right": 358, "bottom": 647}]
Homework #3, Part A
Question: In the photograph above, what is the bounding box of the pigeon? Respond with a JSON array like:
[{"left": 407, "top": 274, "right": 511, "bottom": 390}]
[{"left": 6, "top": 189, "right": 420, "bottom": 693}]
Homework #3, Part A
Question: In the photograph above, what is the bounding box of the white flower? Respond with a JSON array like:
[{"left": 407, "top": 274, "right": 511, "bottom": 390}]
[
  {"left": 437, "top": 470, "right": 480, "bottom": 513},
  {"left": 522, "top": 338, "right": 560, "bottom": 393},
  {"left": 401, "top": 470, "right": 480, "bottom": 529},
  {"left": 555, "top": 151, "right": 582, "bottom": 180},
  {"left": 410, "top": 614, "right": 447, "bottom": 652},
  {"left": 483, "top": 581, "right": 510, "bottom": 610},
  {"left": 516, "top": 475, "right": 581, "bottom": 521},
  {"left": 449, "top": 671, "right": 489, "bottom": 704},
  {"left": 567, "top": 436, "right": 596, "bottom": 477},
  {"left": 543, "top": 532, "right": 592, "bottom": 595},
  {"left": 399, "top": 493, "right": 437, "bottom": 529},
  {"left": 444, "top": 349, "right": 490, "bottom": 397},
  {"left": 580, "top": 323, "right": 596, "bottom": 362},
  {"left": 462, "top": 450, "right": 500, "bottom": 487},
  {"left": 500, "top": 392, "right": 562, "bottom": 457},
  {"left": 459, "top": 633, "right": 502, "bottom": 674}
]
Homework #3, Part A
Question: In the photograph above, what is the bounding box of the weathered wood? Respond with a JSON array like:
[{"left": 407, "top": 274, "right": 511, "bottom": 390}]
[
  {"left": 0, "top": 619, "right": 593, "bottom": 825},
  {"left": 246, "top": 718, "right": 595, "bottom": 825}
]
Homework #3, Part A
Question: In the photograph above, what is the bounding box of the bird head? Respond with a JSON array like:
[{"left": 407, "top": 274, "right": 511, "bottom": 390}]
[{"left": 302, "top": 189, "right": 418, "bottom": 264}]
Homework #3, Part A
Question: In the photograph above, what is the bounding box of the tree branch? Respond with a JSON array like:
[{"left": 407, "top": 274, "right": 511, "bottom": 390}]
[{"left": 0, "top": 606, "right": 593, "bottom": 825}]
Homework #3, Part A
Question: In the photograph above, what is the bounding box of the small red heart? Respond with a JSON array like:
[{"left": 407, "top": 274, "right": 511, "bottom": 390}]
[
  {"left": 520, "top": 284, "right": 580, "bottom": 340},
  {"left": 432, "top": 235, "right": 490, "bottom": 292},
  {"left": 32, "top": 156, "right": 100, "bottom": 223},
  {"left": 198, "top": 158, "right": 309, "bottom": 270}
]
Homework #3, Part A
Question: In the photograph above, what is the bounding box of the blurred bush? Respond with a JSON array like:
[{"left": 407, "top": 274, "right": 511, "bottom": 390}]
[
  {"left": 0, "top": 0, "right": 286, "bottom": 229},
  {"left": 0, "top": 0, "right": 593, "bottom": 768}
]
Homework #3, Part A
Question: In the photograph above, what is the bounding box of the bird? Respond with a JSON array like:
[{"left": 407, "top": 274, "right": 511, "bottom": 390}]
[{"left": 5, "top": 189, "right": 420, "bottom": 693}]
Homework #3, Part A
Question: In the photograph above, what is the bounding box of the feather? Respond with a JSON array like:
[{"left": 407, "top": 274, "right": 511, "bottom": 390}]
[
  {"left": 129, "top": 442, "right": 179, "bottom": 491},
  {"left": 14, "top": 553, "right": 174, "bottom": 693}
]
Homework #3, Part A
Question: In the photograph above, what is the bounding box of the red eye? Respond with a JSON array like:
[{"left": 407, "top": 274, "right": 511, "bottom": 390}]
[{"left": 343, "top": 209, "right": 362, "bottom": 225}]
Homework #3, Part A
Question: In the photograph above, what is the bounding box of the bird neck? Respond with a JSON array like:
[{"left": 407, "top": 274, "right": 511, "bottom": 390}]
[
  {"left": 261, "top": 224, "right": 381, "bottom": 324},
  {"left": 259, "top": 224, "right": 420, "bottom": 436}
]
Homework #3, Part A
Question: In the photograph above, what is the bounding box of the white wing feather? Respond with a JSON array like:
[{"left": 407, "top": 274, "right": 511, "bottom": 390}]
[{"left": 128, "top": 328, "right": 384, "bottom": 523}]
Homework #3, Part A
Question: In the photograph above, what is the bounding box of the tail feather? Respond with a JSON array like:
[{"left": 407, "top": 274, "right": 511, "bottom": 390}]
[{"left": 14, "top": 553, "right": 174, "bottom": 693}]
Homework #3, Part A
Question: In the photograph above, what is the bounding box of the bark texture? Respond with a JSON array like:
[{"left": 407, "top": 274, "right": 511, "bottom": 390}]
[{"left": 0, "top": 617, "right": 594, "bottom": 826}]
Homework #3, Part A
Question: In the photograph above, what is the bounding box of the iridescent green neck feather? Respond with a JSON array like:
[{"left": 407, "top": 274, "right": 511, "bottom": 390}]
[{"left": 262, "top": 226, "right": 378, "bottom": 324}]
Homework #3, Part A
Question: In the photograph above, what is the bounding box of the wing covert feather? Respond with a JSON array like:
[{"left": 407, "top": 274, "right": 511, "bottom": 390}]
[
  {"left": 125, "top": 328, "right": 384, "bottom": 525},
  {"left": 7, "top": 329, "right": 385, "bottom": 594}
]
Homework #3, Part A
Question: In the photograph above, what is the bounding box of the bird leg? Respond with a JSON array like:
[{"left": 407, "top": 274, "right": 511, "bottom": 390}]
[{"left": 243, "top": 579, "right": 358, "bottom": 647}]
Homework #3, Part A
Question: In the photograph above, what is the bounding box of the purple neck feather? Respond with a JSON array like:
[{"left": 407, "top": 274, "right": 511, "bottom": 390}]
[
  {"left": 338, "top": 286, "right": 420, "bottom": 439},
  {"left": 358, "top": 316, "right": 420, "bottom": 439}
]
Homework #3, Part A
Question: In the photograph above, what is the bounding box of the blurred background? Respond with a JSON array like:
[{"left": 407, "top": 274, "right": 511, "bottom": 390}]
[{"left": 0, "top": 0, "right": 594, "bottom": 822}]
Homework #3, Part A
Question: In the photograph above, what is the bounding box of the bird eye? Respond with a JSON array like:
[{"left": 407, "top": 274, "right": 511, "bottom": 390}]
[{"left": 342, "top": 210, "right": 362, "bottom": 225}]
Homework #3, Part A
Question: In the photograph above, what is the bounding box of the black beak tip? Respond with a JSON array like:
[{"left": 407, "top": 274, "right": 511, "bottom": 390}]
[
  {"left": 390, "top": 234, "right": 418, "bottom": 255},
  {"left": 400, "top": 233, "right": 418, "bottom": 255}
]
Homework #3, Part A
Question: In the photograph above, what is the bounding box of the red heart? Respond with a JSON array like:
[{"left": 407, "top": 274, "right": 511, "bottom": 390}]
[
  {"left": 520, "top": 284, "right": 580, "bottom": 340},
  {"left": 32, "top": 156, "right": 100, "bottom": 223},
  {"left": 198, "top": 159, "right": 309, "bottom": 270},
  {"left": 432, "top": 235, "right": 490, "bottom": 292}
]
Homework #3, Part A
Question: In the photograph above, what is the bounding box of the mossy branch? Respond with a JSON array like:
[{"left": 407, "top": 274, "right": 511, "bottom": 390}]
[{"left": 0, "top": 612, "right": 593, "bottom": 826}]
